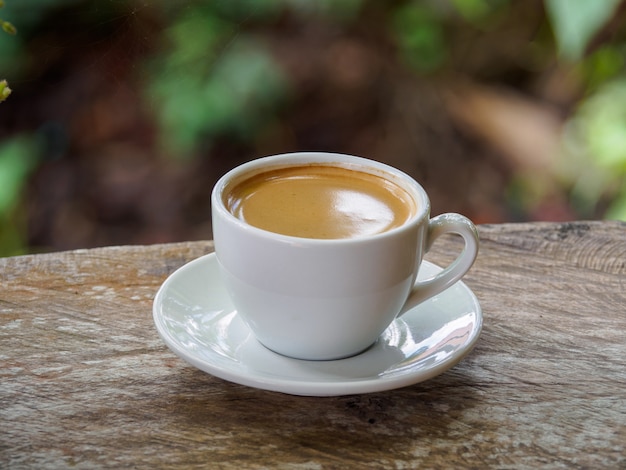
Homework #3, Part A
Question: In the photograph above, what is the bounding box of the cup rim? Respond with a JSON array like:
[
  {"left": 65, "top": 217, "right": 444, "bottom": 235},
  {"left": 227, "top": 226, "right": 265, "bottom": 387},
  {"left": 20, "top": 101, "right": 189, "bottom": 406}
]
[{"left": 211, "top": 152, "right": 431, "bottom": 244}]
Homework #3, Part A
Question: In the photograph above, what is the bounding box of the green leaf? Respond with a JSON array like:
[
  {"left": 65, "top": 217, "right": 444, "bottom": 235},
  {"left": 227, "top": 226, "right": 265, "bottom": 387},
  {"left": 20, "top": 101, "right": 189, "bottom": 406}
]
[
  {"left": 545, "top": 0, "right": 621, "bottom": 61},
  {"left": 0, "top": 79, "right": 10, "bottom": 102},
  {"left": 1, "top": 19, "right": 16, "bottom": 34}
]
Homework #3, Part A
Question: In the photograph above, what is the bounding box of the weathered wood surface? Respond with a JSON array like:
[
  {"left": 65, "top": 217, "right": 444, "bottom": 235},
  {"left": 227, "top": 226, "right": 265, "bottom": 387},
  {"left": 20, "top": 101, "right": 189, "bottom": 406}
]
[{"left": 1, "top": 221, "right": 625, "bottom": 469}]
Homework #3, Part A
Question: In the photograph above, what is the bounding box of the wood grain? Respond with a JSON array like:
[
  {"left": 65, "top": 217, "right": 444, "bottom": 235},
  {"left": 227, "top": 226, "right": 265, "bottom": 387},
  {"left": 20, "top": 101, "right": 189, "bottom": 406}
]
[{"left": 1, "top": 222, "right": 625, "bottom": 469}]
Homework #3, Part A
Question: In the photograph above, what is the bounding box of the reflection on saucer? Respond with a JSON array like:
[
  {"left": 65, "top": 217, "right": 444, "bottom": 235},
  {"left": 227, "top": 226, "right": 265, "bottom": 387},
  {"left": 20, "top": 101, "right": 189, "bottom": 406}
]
[{"left": 153, "top": 253, "right": 482, "bottom": 396}]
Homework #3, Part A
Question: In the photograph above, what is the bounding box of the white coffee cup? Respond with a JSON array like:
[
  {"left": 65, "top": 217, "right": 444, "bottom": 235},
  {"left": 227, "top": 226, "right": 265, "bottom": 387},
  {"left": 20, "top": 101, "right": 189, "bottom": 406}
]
[{"left": 211, "top": 152, "right": 479, "bottom": 360}]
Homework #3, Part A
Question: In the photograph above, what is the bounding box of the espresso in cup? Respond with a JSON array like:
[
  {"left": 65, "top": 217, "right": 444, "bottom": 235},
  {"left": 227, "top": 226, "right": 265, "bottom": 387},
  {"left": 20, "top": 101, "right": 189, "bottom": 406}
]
[
  {"left": 223, "top": 164, "right": 417, "bottom": 239},
  {"left": 212, "top": 152, "right": 478, "bottom": 360}
]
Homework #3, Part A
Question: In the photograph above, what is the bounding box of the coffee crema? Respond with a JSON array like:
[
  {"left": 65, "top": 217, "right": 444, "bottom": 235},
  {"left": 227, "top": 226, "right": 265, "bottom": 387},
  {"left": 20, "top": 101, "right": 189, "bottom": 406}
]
[{"left": 224, "top": 164, "right": 417, "bottom": 239}]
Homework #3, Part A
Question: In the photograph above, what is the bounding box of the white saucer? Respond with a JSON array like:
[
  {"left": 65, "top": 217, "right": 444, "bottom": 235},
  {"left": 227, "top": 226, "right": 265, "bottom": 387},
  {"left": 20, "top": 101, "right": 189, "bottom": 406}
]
[{"left": 153, "top": 253, "right": 482, "bottom": 397}]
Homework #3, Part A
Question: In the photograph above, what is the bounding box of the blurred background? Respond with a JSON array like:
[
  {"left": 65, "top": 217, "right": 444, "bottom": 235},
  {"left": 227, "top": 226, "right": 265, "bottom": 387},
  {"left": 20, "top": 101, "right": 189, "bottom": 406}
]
[{"left": 1, "top": 0, "right": 625, "bottom": 256}]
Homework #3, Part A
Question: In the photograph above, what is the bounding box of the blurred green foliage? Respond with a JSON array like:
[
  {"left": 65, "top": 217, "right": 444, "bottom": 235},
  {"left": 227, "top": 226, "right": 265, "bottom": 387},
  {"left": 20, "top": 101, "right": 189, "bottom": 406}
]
[
  {"left": 1, "top": 0, "right": 626, "bottom": 256},
  {"left": 392, "top": 4, "right": 447, "bottom": 72},
  {"left": 545, "top": 0, "right": 626, "bottom": 220},
  {"left": 145, "top": 7, "right": 288, "bottom": 157},
  {"left": 0, "top": 0, "right": 78, "bottom": 256},
  {"left": 545, "top": 0, "right": 622, "bottom": 61},
  {"left": 561, "top": 79, "right": 626, "bottom": 220},
  {"left": 145, "top": 0, "right": 363, "bottom": 157},
  {"left": 144, "top": 0, "right": 626, "bottom": 219},
  {"left": 0, "top": 137, "right": 39, "bottom": 256}
]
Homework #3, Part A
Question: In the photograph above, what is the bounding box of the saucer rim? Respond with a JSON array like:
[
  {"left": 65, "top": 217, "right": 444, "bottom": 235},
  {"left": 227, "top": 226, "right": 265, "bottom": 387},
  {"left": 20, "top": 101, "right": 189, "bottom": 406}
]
[{"left": 153, "top": 253, "right": 482, "bottom": 396}]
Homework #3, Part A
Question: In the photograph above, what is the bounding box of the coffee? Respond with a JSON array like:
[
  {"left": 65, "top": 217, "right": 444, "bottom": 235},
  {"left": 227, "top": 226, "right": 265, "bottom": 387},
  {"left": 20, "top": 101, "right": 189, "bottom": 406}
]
[{"left": 224, "top": 164, "right": 416, "bottom": 239}]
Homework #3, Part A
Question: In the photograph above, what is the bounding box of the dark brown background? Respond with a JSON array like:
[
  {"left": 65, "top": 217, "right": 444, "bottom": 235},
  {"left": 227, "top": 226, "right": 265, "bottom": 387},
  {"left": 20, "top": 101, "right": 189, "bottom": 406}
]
[{"left": 1, "top": 0, "right": 621, "bottom": 254}]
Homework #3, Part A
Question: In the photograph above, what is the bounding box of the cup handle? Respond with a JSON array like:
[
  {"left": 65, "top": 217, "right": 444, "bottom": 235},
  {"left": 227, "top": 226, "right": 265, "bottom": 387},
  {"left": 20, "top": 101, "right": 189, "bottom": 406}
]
[{"left": 398, "top": 213, "right": 479, "bottom": 317}]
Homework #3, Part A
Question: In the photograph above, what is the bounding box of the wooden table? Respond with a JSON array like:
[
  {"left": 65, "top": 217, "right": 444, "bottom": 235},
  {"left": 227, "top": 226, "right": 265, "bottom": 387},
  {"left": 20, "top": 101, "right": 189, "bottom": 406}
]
[{"left": 2, "top": 221, "right": 625, "bottom": 468}]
